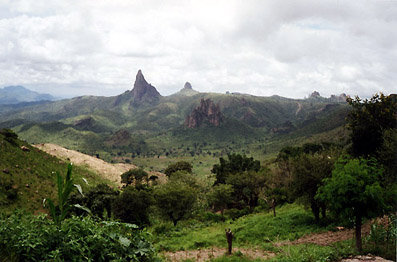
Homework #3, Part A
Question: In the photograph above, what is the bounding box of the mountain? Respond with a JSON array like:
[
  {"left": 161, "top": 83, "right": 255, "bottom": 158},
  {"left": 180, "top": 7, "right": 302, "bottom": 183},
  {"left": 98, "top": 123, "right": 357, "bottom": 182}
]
[
  {"left": 185, "top": 98, "right": 224, "bottom": 128},
  {"left": 0, "top": 86, "right": 56, "bottom": 105},
  {"left": 0, "top": 70, "right": 350, "bottom": 161}
]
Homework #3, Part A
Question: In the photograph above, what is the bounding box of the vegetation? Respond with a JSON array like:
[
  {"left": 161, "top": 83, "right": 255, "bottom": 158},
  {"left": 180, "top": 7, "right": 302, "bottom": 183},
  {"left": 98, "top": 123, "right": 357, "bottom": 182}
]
[
  {"left": 317, "top": 157, "right": 387, "bottom": 252},
  {"left": 0, "top": 212, "right": 158, "bottom": 261},
  {"left": 0, "top": 93, "right": 395, "bottom": 261}
]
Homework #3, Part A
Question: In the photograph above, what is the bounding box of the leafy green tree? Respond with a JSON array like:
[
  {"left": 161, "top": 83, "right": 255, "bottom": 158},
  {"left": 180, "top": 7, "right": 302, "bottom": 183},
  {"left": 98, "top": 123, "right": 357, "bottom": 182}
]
[
  {"left": 212, "top": 153, "right": 260, "bottom": 185},
  {"left": 207, "top": 184, "right": 234, "bottom": 219},
  {"left": 289, "top": 152, "right": 336, "bottom": 222},
  {"left": 164, "top": 161, "right": 193, "bottom": 177},
  {"left": 316, "top": 157, "right": 386, "bottom": 252},
  {"left": 226, "top": 170, "right": 266, "bottom": 209},
  {"left": 70, "top": 183, "right": 119, "bottom": 219},
  {"left": 261, "top": 169, "right": 289, "bottom": 217},
  {"left": 112, "top": 186, "right": 154, "bottom": 227},
  {"left": 121, "top": 168, "right": 149, "bottom": 186},
  {"left": 154, "top": 180, "right": 196, "bottom": 226},
  {"left": 346, "top": 93, "right": 396, "bottom": 158}
]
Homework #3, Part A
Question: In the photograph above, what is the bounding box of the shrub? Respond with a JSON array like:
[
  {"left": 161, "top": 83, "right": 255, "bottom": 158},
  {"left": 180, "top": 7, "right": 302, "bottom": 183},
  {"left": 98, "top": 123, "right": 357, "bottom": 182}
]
[{"left": 0, "top": 212, "right": 158, "bottom": 261}]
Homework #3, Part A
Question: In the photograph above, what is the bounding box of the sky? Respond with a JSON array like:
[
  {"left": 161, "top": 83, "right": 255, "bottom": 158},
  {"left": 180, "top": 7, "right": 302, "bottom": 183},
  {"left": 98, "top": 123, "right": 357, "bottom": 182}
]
[{"left": 0, "top": 0, "right": 396, "bottom": 99}]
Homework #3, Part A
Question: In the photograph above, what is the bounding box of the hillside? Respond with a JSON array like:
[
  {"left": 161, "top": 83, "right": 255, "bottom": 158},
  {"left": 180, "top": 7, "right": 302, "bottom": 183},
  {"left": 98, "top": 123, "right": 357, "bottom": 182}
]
[{"left": 0, "top": 129, "right": 111, "bottom": 214}]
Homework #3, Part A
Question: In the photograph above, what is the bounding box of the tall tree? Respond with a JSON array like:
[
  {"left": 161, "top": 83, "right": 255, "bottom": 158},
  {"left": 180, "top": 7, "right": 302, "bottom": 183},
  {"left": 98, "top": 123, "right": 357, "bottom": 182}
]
[
  {"left": 154, "top": 180, "right": 197, "bottom": 226},
  {"left": 212, "top": 153, "right": 260, "bottom": 185},
  {"left": 346, "top": 93, "right": 396, "bottom": 157},
  {"left": 316, "top": 157, "right": 386, "bottom": 252}
]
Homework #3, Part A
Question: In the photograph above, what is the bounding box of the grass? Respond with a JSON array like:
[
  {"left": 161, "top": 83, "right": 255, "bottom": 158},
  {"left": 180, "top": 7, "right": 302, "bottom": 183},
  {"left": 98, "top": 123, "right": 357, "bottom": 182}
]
[
  {"left": 0, "top": 130, "right": 111, "bottom": 214},
  {"left": 154, "top": 203, "right": 357, "bottom": 261},
  {"left": 152, "top": 204, "right": 331, "bottom": 252}
]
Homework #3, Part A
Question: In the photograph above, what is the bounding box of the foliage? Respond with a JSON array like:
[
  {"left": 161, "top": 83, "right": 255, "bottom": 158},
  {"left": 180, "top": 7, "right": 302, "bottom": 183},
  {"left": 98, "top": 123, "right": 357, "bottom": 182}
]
[
  {"left": 112, "top": 186, "right": 154, "bottom": 227},
  {"left": 0, "top": 212, "right": 158, "bottom": 262},
  {"left": 164, "top": 161, "right": 193, "bottom": 176},
  {"left": 207, "top": 184, "right": 234, "bottom": 218},
  {"left": 212, "top": 153, "right": 260, "bottom": 185},
  {"left": 346, "top": 93, "right": 397, "bottom": 157},
  {"left": 45, "top": 163, "right": 85, "bottom": 226},
  {"left": 289, "top": 152, "right": 336, "bottom": 222},
  {"left": 121, "top": 168, "right": 149, "bottom": 186},
  {"left": 316, "top": 157, "right": 386, "bottom": 251},
  {"left": 364, "top": 214, "right": 397, "bottom": 260},
  {"left": 154, "top": 180, "right": 197, "bottom": 226},
  {"left": 70, "top": 183, "right": 119, "bottom": 219},
  {"left": 226, "top": 170, "right": 267, "bottom": 209}
]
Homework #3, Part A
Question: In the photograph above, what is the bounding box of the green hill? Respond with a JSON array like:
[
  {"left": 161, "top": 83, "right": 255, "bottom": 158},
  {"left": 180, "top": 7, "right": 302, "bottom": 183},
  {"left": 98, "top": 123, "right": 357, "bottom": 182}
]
[{"left": 0, "top": 129, "right": 109, "bottom": 214}]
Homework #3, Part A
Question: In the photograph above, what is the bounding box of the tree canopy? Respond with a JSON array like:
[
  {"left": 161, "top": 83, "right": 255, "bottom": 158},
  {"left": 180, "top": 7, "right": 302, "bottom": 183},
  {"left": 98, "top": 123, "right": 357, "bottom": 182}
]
[
  {"left": 212, "top": 153, "right": 260, "bottom": 185},
  {"left": 346, "top": 93, "right": 397, "bottom": 157},
  {"left": 164, "top": 161, "right": 193, "bottom": 177},
  {"left": 316, "top": 157, "right": 386, "bottom": 251}
]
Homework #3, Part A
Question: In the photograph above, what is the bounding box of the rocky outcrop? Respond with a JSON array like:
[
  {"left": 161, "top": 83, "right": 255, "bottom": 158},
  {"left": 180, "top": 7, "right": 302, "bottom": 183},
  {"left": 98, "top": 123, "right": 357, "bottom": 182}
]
[
  {"left": 174, "top": 82, "right": 199, "bottom": 96},
  {"left": 185, "top": 99, "right": 224, "bottom": 128},
  {"left": 130, "top": 70, "right": 161, "bottom": 106},
  {"left": 74, "top": 117, "right": 94, "bottom": 129}
]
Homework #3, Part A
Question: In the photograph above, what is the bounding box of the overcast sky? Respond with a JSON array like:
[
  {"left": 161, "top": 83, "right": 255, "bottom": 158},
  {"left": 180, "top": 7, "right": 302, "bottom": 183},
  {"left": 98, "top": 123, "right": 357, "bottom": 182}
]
[{"left": 0, "top": 0, "right": 396, "bottom": 99}]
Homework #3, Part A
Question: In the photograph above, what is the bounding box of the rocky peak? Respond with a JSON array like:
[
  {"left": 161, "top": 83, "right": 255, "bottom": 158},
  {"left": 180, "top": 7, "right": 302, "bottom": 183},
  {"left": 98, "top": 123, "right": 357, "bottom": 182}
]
[
  {"left": 130, "top": 70, "right": 161, "bottom": 106},
  {"left": 183, "top": 82, "right": 192, "bottom": 90},
  {"left": 310, "top": 91, "right": 321, "bottom": 98},
  {"left": 175, "top": 82, "right": 199, "bottom": 96},
  {"left": 185, "top": 98, "right": 224, "bottom": 128}
]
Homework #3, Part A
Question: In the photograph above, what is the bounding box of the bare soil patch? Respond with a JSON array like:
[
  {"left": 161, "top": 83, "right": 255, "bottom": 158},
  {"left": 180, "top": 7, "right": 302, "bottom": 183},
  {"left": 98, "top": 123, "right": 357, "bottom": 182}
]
[
  {"left": 34, "top": 143, "right": 166, "bottom": 185},
  {"left": 163, "top": 247, "right": 275, "bottom": 262}
]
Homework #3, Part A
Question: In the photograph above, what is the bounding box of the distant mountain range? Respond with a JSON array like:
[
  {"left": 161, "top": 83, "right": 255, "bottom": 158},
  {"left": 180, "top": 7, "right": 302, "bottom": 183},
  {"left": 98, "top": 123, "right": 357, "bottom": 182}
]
[
  {"left": 0, "top": 71, "right": 351, "bottom": 160},
  {"left": 0, "top": 86, "right": 57, "bottom": 105}
]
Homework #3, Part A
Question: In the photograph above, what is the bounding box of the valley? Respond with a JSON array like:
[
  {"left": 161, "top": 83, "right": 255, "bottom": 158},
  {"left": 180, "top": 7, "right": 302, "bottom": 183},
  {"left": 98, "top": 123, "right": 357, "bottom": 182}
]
[{"left": 0, "top": 75, "right": 395, "bottom": 262}]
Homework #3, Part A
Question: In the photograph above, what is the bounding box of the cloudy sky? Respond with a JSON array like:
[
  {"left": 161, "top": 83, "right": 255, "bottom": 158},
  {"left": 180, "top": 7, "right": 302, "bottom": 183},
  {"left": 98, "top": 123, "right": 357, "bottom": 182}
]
[{"left": 0, "top": 0, "right": 396, "bottom": 99}]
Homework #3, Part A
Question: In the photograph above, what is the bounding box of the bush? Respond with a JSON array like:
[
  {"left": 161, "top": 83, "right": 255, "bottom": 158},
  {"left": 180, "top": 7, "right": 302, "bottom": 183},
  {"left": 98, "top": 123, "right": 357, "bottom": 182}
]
[
  {"left": 112, "top": 186, "right": 154, "bottom": 227},
  {"left": 70, "top": 183, "right": 119, "bottom": 219},
  {"left": 0, "top": 211, "right": 158, "bottom": 261}
]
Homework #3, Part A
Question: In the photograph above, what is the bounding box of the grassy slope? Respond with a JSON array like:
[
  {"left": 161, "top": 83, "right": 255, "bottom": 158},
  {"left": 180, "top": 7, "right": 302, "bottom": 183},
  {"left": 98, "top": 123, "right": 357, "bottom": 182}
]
[
  {"left": 153, "top": 204, "right": 356, "bottom": 261},
  {"left": 0, "top": 131, "right": 110, "bottom": 214}
]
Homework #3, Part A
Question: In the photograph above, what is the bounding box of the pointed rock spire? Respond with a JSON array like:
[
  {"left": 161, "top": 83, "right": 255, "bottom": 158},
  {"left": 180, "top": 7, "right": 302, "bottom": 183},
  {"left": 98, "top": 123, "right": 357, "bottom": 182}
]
[{"left": 130, "top": 70, "right": 161, "bottom": 106}]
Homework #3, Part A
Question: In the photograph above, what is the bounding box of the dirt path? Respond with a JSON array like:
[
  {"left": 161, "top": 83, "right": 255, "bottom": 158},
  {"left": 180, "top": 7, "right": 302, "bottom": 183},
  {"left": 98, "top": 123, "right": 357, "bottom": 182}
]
[
  {"left": 163, "top": 248, "right": 275, "bottom": 262},
  {"left": 34, "top": 143, "right": 166, "bottom": 185}
]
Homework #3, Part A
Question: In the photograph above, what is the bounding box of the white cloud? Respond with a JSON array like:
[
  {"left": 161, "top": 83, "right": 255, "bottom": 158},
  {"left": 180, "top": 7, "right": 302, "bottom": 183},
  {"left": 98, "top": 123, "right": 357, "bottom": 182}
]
[{"left": 0, "top": 0, "right": 396, "bottom": 98}]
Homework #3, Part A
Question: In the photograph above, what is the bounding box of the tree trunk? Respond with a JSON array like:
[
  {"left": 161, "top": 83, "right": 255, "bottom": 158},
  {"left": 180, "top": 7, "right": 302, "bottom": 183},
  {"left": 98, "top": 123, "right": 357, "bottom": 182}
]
[
  {"left": 225, "top": 229, "right": 234, "bottom": 254},
  {"left": 355, "top": 215, "right": 362, "bottom": 252},
  {"left": 311, "top": 201, "right": 320, "bottom": 223},
  {"left": 271, "top": 200, "right": 276, "bottom": 217}
]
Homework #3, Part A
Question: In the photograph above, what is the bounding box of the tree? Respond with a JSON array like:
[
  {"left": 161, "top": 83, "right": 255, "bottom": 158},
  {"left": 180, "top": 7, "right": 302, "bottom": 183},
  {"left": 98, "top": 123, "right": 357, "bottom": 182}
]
[
  {"left": 70, "top": 183, "right": 119, "bottom": 219},
  {"left": 121, "top": 168, "right": 149, "bottom": 186},
  {"left": 316, "top": 157, "right": 386, "bottom": 252},
  {"left": 112, "top": 186, "right": 154, "bottom": 227},
  {"left": 212, "top": 153, "right": 260, "bottom": 185},
  {"left": 226, "top": 170, "right": 266, "bottom": 209},
  {"left": 346, "top": 93, "right": 397, "bottom": 158},
  {"left": 207, "top": 184, "right": 234, "bottom": 219},
  {"left": 289, "top": 152, "right": 336, "bottom": 222},
  {"left": 154, "top": 180, "right": 196, "bottom": 226},
  {"left": 164, "top": 161, "right": 193, "bottom": 177},
  {"left": 261, "top": 169, "right": 289, "bottom": 217}
]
